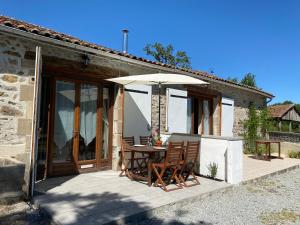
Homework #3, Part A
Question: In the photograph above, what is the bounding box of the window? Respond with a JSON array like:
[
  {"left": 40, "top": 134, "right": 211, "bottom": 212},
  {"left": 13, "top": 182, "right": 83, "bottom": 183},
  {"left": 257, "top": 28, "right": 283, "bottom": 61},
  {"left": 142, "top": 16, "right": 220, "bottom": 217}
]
[{"left": 188, "top": 96, "right": 213, "bottom": 135}]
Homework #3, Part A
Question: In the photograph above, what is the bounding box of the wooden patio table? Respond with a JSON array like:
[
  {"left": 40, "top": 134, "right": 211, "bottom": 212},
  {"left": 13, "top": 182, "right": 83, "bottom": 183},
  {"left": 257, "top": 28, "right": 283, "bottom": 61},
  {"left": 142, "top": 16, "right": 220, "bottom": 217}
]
[
  {"left": 125, "top": 145, "right": 167, "bottom": 186},
  {"left": 255, "top": 139, "right": 282, "bottom": 159}
]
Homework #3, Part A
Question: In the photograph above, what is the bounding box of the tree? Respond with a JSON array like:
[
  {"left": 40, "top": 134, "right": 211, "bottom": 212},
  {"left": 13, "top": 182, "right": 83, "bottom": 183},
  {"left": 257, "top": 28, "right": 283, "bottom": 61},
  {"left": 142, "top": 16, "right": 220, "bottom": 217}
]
[
  {"left": 144, "top": 42, "right": 192, "bottom": 69},
  {"left": 260, "top": 107, "right": 271, "bottom": 139},
  {"left": 227, "top": 77, "right": 239, "bottom": 83},
  {"left": 282, "top": 100, "right": 293, "bottom": 105},
  {"left": 240, "top": 73, "right": 256, "bottom": 87},
  {"left": 244, "top": 103, "right": 259, "bottom": 153}
]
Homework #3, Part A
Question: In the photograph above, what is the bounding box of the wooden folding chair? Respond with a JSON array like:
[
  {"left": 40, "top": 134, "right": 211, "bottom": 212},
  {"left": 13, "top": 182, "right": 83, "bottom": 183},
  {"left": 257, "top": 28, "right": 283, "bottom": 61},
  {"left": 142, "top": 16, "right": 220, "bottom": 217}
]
[
  {"left": 152, "top": 141, "right": 184, "bottom": 192},
  {"left": 119, "top": 137, "right": 148, "bottom": 177},
  {"left": 119, "top": 137, "right": 134, "bottom": 177},
  {"left": 179, "top": 141, "right": 200, "bottom": 187},
  {"left": 139, "top": 136, "right": 149, "bottom": 145}
]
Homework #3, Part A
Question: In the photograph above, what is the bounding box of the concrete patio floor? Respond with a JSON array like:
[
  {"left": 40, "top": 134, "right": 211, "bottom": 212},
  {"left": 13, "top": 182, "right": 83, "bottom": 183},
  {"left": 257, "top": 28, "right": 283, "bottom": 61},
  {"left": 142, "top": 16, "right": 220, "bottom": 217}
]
[
  {"left": 243, "top": 154, "right": 300, "bottom": 181},
  {"left": 34, "top": 172, "right": 230, "bottom": 225},
  {"left": 33, "top": 155, "right": 300, "bottom": 225}
]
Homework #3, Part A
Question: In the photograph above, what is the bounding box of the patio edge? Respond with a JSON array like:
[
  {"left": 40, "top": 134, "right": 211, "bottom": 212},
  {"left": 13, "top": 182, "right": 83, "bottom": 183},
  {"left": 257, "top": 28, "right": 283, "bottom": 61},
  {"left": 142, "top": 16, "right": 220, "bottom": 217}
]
[
  {"left": 33, "top": 163, "right": 300, "bottom": 225},
  {"left": 241, "top": 163, "right": 300, "bottom": 185},
  {"left": 104, "top": 163, "right": 300, "bottom": 225}
]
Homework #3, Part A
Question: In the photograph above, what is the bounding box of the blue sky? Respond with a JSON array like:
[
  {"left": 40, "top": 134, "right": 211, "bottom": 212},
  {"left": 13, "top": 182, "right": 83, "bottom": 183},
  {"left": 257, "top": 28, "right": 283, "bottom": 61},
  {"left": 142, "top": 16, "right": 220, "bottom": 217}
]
[{"left": 1, "top": 0, "right": 299, "bottom": 103}]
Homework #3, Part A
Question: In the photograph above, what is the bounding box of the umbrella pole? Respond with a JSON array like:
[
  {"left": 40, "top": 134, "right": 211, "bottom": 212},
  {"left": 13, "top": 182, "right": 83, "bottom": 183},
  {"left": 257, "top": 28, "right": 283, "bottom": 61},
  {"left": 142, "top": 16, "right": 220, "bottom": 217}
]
[{"left": 158, "top": 83, "right": 161, "bottom": 135}]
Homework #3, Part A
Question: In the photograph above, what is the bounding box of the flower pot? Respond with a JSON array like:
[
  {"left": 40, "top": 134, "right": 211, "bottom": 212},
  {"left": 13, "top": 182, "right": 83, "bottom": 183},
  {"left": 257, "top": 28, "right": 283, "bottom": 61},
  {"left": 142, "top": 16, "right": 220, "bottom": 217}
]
[{"left": 155, "top": 140, "right": 162, "bottom": 147}]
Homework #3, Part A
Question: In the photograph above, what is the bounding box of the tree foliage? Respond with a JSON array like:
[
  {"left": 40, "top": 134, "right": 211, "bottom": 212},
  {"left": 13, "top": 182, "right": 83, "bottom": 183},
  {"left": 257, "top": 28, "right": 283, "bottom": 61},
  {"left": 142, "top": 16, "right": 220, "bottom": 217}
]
[
  {"left": 244, "top": 104, "right": 272, "bottom": 154},
  {"left": 240, "top": 73, "right": 256, "bottom": 87},
  {"left": 244, "top": 103, "right": 259, "bottom": 153},
  {"left": 227, "top": 76, "right": 239, "bottom": 83},
  {"left": 144, "top": 42, "right": 192, "bottom": 69},
  {"left": 226, "top": 73, "right": 257, "bottom": 87},
  {"left": 260, "top": 107, "right": 271, "bottom": 138}
]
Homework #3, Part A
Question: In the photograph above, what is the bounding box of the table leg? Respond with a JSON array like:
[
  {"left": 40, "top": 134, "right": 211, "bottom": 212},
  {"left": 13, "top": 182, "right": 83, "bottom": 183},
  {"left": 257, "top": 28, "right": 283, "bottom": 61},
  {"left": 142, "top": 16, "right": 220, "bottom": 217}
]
[
  {"left": 131, "top": 151, "right": 134, "bottom": 175},
  {"left": 255, "top": 142, "right": 258, "bottom": 155},
  {"left": 147, "top": 154, "right": 153, "bottom": 187},
  {"left": 268, "top": 143, "right": 271, "bottom": 158},
  {"left": 278, "top": 142, "right": 281, "bottom": 158}
]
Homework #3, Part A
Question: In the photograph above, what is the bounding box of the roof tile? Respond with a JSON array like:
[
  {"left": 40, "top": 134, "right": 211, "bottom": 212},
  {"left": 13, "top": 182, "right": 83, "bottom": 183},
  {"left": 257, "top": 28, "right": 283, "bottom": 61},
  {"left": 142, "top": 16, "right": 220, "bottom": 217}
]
[
  {"left": 268, "top": 104, "right": 294, "bottom": 118},
  {"left": 0, "top": 15, "right": 274, "bottom": 97}
]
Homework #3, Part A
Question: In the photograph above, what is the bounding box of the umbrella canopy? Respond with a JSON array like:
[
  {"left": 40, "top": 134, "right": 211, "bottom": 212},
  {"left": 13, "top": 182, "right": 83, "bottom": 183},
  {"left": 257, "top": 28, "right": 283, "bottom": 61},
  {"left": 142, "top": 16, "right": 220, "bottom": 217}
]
[
  {"left": 106, "top": 73, "right": 208, "bottom": 86},
  {"left": 106, "top": 73, "right": 208, "bottom": 135}
]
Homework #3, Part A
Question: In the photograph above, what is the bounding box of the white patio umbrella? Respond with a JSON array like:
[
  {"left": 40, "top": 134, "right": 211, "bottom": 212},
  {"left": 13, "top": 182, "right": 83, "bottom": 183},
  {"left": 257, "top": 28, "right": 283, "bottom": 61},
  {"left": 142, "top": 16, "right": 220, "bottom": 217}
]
[{"left": 106, "top": 73, "right": 208, "bottom": 133}]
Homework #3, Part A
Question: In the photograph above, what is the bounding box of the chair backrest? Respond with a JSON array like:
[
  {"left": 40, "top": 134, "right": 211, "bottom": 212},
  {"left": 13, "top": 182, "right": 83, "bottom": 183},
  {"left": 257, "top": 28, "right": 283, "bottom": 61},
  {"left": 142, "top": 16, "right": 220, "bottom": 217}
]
[
  {"left": 120, "top": 136, "right": 135, "bottom": 160},
  {"left": 165, "top": 141, "right": 184, "bottom": 166},
  {"left": 122, "top": 136, "right": 135, "bottom": 146},
  {"left": 184, "top": 141, "right": 200, "bottom": 163},
  {"left": 139, "top": 136, "right": 149, "bottom": 145}
]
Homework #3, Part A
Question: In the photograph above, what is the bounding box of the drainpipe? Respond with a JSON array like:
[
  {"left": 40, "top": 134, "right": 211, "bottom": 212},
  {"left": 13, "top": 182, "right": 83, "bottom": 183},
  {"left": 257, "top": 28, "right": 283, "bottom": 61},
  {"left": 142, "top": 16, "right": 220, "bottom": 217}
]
[{"left": 28, "top": 46, "right": 42, "bottom": 200}]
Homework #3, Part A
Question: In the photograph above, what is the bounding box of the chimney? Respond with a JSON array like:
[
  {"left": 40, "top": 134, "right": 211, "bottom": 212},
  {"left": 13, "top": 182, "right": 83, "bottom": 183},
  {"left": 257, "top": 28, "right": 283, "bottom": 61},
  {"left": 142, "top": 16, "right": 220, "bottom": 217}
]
[{"left": 122, "top": 29, "right": 129, "bottom": 53}]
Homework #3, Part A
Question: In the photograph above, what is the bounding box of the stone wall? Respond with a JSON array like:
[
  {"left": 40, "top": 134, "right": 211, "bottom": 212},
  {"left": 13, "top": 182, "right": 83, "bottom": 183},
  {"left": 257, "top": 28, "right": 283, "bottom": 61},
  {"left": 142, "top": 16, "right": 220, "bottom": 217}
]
[
  {"left": 112, "top": 86, "right": 123, "bottom": 170},
  {"left": 0, "top": 31, "right": 131, "bottom": 189},
  {"left": 0, "top": 34, "right": 36, "bottom": 196},
  {"left": 151, "top": 82, "right": 266, "bottom": 137},
  {"left": 269, "top": 131, "right": 300, "bottom": 143},
  {"left": 151, "top": 86, "right": 167, "bottom": 132},
  {"left": 208, "top": 82, "right": 266, "bottom": 136}
]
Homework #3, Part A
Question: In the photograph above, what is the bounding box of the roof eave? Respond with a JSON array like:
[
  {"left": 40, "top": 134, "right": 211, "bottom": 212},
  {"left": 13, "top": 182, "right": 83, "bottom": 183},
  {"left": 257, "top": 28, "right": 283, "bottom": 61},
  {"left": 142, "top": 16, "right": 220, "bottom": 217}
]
[{"left": 0, "top": 24, "right": 274, "bottom": 99}]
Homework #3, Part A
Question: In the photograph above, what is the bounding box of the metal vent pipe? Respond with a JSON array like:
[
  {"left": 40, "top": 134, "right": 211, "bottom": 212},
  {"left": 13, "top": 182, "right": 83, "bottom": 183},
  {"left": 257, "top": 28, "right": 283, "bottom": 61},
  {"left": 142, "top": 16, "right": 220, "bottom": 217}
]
[{"left": 122, "top": 29, "right": 128, "bottom": 53}]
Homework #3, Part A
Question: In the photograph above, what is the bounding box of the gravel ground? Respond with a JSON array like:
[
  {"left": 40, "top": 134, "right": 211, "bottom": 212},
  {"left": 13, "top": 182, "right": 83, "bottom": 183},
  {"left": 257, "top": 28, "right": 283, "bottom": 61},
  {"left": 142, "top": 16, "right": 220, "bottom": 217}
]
[
  {"left": 1, "top": 168, "right": 300, "bottom": 225},
  {"left": 130, "top": 168, "right": 300, "bottom": 225}
]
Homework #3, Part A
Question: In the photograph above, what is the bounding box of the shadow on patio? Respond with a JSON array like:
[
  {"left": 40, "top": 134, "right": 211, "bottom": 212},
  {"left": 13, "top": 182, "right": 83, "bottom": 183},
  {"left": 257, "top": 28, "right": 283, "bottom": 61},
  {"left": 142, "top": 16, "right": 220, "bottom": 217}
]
[
  {"left": 34, "top": 191, "right": 213, "bottom": 225},
  {"left": 33, "top": 171, "right": 224, "bottom": 224}
]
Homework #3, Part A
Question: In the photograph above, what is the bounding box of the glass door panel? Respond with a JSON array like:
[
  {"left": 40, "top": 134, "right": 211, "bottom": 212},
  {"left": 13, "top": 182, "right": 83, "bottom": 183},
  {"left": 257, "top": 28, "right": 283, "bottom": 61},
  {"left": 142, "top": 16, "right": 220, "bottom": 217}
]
[
  {"left": 101, "top": 88, "right": 110, "bottom": 160},
  {"left": 203, "top": 100, "right": 210, "bottom": 135},
  {"left": 198, "top": 100, "right": 203, "bottom": 134},
  {"left": 53, "top": 81, "right": 75, "bottom": 163},
  {"left": 187, "top": 97, "right": 192, "bottom": 134},
  {"left": 78, "top": 84, "right": 98, "bottom": 161}
]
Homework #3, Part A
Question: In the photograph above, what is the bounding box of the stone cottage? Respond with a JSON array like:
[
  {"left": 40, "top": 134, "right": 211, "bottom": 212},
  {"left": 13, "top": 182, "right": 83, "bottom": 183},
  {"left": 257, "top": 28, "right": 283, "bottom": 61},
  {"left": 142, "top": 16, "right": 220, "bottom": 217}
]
[{"left": 0, "top": 16, "right": 273, "bottom": 197}]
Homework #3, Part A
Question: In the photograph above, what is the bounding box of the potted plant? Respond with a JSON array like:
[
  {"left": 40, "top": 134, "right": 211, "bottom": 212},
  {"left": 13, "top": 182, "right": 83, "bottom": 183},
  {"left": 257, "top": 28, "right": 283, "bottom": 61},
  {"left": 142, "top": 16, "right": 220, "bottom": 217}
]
[
  {"left": 151, "top": 127, "right": 162, "bottom": 146},
  {"left": 155, "top": 135, "right": 163, "bottom": 147}
]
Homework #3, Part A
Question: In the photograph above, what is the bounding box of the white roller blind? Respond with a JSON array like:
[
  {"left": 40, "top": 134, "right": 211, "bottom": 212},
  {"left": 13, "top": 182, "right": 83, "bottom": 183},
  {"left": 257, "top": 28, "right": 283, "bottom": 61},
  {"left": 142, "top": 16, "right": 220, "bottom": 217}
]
[
  {"left": 124, "top": 84, "right": 152, "bottom": 144},
  {"left": 166, "top": 88, "right": 188, "bottom": 133},
  {"left": 221, "top": 97, "right": 234, "bottom": 137}
]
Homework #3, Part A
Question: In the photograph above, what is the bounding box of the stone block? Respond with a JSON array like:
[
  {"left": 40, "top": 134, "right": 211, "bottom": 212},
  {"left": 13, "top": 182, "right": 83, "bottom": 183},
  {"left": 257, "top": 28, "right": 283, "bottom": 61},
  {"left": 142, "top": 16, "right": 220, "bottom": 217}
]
[
  {"left": 17, "top": 118, "right": 32, "bottom": 135},
  {"left": 113, "top": 121, "right": 123, "bottom": 134},
  {"left": 0, "top": 144, "right": 26, "bottom": 157},
  {"left": 21, "top": 59, "right": 34, "bottom": 68},
  {"left": 25, "top": 135, "right": 32, "bottom": 151},
  {"left": 3, "top": 50, "right": 21, "bottom": 58},
  {"left": 113, "top": 134, "right": 121, "bottom": 147},
  {"left": 0, "top": 105, "right": 23, "bottom": 116},
  {"left": 2, "top": 74, "right": 18, "bottom": 83},
  {"left": 25, "top": 101, "right": 33, "bottom": 119},
  {"left": 20, "top": 85, "right": 34, "bottom": 101}
]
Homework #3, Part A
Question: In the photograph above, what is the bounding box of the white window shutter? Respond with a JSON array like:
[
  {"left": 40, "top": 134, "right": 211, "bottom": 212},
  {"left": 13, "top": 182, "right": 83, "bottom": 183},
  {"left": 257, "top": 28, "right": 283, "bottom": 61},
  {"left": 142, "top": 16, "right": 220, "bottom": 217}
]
[
  {"left": 166, "top": 88, "right": 188, "bottom": 133},
  {"left": 124, "top": 84, "right": 152, "bottom": 144},
  {"left": 221, "top": 97, "right": 234, "bottom": 137}
]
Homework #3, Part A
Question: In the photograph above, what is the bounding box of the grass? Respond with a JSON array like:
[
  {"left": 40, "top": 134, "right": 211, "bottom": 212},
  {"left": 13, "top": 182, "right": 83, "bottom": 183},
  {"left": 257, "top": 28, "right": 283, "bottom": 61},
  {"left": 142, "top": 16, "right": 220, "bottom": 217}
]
[
  {"left": 260, "top": 209, "right": 300, "bottom": 225},
  {"left": 246, "top": 179, "right": 284, "bottom": 194},
  {"left": 288, "top": 151, "right": 300, "bottom": 159}
]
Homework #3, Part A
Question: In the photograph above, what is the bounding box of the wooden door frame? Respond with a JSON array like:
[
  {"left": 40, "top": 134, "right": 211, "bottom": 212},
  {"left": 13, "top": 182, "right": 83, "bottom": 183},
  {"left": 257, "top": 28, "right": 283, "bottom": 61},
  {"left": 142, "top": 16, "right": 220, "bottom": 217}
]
[
  {"left": 188, "top": 93, "right": 214, "bottom": 135},
  {"left": 46, "top": 74, "right": 114, "bottom": 177}
]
